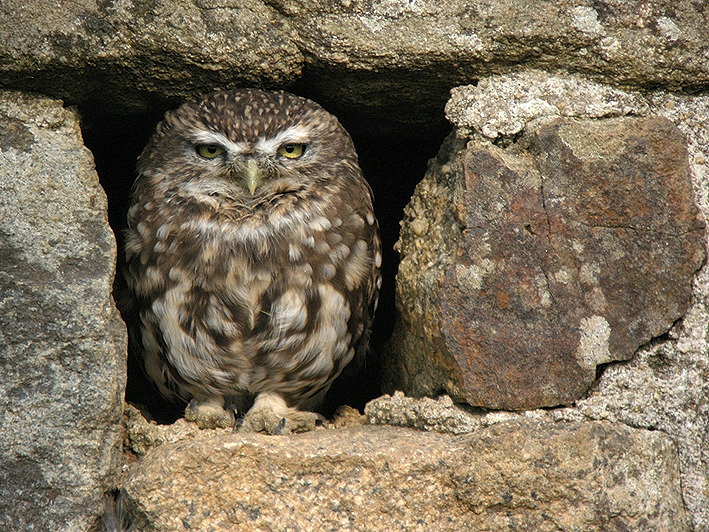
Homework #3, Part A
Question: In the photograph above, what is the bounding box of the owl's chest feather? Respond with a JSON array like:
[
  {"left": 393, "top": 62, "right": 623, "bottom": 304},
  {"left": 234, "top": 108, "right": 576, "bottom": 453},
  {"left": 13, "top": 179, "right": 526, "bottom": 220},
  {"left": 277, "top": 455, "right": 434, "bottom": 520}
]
[{"left": 128, "top": 189, "right": 374, "bottom": 339}]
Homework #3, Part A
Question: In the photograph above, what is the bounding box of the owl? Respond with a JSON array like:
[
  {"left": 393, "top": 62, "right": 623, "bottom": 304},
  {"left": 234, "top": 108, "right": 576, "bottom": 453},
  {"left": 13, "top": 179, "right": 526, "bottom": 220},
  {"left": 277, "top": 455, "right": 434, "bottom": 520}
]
[{"left": 124, "top": 89, "right": 381, "bottom": 434}]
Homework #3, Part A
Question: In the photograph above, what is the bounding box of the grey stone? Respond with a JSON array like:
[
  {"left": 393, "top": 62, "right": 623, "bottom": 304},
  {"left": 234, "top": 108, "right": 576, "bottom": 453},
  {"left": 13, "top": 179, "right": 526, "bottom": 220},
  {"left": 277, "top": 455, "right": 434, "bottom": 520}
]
[
  {"left": 120, "top": 418, "right": 690, "bottom": 532},
  {"left": 0, "top": 91, "right": 127, "bottom": 532},
  {"left": 445, "top": 70, "right": 650, "bottom": 139},
  {"left": 0, "top": 0, "right": 303, "bottom": 112},
  {"left": 2, "top": 1, "right": 709, "bottom": 125},
  {"left": 549, "top": 339, "right": 709, "bottom": 532},
  {"left": 287, "top": 0, "right": 709, "bottom": 87}
]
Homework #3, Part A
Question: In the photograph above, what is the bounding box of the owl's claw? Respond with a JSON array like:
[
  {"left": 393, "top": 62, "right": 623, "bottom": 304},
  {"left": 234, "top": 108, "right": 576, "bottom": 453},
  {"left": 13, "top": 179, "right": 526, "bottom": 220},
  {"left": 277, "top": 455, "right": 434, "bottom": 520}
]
[
  {"left": 232, "top": 415, "right": 245, "bottom": 433},
  {"left": 237, "top": 392, "right": 326, "bottom": 435},
  {"left": 272, "top": 418, "right": 289, "bottom": 436},
  {"left": 239, "top": 409, "right": 324, "bottom": 435},
  {"left": 184, "top": 398, "right": 235, "bottom": 429}
]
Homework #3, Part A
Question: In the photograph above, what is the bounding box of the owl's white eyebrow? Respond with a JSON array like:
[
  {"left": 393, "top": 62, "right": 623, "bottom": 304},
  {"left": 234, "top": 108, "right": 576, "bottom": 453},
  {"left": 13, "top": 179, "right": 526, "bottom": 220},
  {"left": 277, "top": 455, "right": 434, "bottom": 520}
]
[
  {"left": 256, "top": 125, "right": 311, "bottom": 155},
  {"left": 191, "top": 130, "right": 248, "bottom": 154}
]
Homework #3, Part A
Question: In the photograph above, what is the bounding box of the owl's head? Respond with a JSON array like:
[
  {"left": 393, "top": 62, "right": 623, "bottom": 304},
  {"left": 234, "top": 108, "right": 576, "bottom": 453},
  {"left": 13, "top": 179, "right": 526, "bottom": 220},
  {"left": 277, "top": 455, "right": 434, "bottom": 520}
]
[{"left": 137, "top": 89, "right": 360, "bottom": 199}]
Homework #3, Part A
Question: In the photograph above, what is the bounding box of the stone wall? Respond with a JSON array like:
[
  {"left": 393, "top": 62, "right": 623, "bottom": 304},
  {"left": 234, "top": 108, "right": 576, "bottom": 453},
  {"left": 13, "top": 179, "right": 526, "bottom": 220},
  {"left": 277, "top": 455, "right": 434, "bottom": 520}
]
[
  {"left": 0, "top": 92, "right": 126, "bottom": 532},
  {"left": 1, "top": 1, "right": 708, "bottom": 531}
]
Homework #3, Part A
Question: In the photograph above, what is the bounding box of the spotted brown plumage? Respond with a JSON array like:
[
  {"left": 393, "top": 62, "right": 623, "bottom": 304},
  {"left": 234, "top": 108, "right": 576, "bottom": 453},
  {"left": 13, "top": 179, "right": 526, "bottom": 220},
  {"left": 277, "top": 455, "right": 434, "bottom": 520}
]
[{"left": 124, "top": 90, "right": 381, "bottom": 433}]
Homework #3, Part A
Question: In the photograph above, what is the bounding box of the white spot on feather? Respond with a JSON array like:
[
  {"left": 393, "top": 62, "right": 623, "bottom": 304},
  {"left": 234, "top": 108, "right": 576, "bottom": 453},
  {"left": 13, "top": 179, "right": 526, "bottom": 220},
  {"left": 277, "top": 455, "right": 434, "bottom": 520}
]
[
  {"left": 374, "top": 250, "right": 382, "bottom": 268},
  {"left": 271, "top": 290, "right": 308, "bottom": 333},
  {"left": 344, "top": 239, "right": 370, "bottom": 290},
  {"left": 288, "top": 242, "right": 302, "bottom": 262}
]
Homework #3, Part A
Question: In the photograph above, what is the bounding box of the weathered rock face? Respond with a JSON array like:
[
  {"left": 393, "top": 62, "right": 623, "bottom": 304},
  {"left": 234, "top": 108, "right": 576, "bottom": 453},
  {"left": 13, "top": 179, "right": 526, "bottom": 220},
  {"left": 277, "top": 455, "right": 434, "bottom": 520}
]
[
  {"left": 2, "top": 0, "right": 709, "bottom": 128},
  {"left": 121, "top": 419, "right": 689, "bottom": 532},
  {"left": 0, "top": 91, "right": 127, "bottom": 532},
  {"left": 382, "top": 74, "right": 709, "bottom": 530},
  {"left": 388, "top": 103, "right": 705, "bottom": 411},
  {"left": 0, "top": 0, "right": 302, "bottom": 112}
]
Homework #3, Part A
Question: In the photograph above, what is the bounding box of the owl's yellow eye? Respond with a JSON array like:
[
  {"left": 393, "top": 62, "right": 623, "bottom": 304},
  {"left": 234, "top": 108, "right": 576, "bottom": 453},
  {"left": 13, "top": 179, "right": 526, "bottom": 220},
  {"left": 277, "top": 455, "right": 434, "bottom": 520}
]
[
  {"left": 197, "top": 144, "right": 224, "bottom": 159},
  {"left": 278, "top": 143, "right": 306, "bottom": 159}
]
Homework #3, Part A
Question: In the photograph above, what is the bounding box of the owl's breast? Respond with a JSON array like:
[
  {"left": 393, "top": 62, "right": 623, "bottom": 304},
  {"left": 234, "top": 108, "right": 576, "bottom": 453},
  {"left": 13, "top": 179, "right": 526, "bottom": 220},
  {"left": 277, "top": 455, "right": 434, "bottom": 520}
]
[{"left": 140, "top": 196, "right": 376, "bottom": 399}]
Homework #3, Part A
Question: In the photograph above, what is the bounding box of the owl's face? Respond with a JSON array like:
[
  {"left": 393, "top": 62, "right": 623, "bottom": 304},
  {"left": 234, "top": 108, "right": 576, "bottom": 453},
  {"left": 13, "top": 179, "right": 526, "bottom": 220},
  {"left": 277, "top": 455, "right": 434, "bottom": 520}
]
[{"left": 137, "top": 90, "right": 359, "bottom": 202}]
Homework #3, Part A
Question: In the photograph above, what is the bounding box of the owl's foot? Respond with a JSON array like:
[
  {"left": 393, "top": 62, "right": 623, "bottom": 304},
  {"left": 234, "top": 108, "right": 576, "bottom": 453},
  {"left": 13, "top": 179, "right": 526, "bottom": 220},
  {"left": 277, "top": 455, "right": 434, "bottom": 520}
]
[
  {"left": 239, "top": 392, "right": 326, "bottom": 435},
  {"left": 185, "top": 398, "right": 235, "bottom": 429}
]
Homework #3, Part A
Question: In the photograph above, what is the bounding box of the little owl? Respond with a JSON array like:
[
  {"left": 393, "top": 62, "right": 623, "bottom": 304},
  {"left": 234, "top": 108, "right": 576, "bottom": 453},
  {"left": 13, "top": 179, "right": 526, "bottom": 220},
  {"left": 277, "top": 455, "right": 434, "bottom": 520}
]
[{"left": 124, "top": 89, "right": 381, "bottom": 434}]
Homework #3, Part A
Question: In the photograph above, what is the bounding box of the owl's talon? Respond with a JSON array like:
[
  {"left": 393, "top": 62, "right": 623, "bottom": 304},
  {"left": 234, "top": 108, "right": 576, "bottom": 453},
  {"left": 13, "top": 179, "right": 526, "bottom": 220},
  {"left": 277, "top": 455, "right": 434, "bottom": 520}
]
[
  {"left": 237, "top": 392, "right": 324, "bottom": 435},
  {"left": 232, "top": 415, "right": 245, "bottom": 433},
  {"left": 273, "top": 418, "right": 289, "bottom": 436},
  {"left": 184, "top": 399, "right": 235, "bottom": 429}
]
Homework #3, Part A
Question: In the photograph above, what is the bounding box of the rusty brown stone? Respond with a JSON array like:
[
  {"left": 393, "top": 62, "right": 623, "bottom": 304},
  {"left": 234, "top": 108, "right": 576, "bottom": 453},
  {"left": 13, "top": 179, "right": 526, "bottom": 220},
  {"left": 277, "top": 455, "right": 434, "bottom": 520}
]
[{"left": 387, "top": 116, "right": 705, "bottom": 410}]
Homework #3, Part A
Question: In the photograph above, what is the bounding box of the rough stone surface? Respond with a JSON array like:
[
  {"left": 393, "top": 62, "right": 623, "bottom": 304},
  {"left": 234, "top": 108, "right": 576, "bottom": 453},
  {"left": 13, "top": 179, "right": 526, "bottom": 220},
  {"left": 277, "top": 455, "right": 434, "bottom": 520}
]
[
  {"left": 121, "top": 418, "right": 689, "bottom": 532},
  {"left": 445, "top": 70, "right": 650, "bottom": 139},
  {"left": 0, "top": 0, "right": 303, "bottom": 112},
  {"left": 388, "top": 111, "right": 705, "bottom": 410},
  {"left": 2, "top": 4, "right": 709, "bottom": 530},
  {"left": 365, "top": 391, "right": 547, "bottom": 435},
  {"left": 289, "top": 0, "right": 709, "bottom": 87},
  {"left": 549, "top": 341, "right": 709, "bottom": 532},
  {"left": 0, "top": 91, "right": 127, "bottom": 532},
  {"left": 386, "top": 71, "right": 709, "bottom": 531},
  {"left": 123, "top": 402, "right": 366, "bottom": 459},
  {"left": 2, "top": 1, "right": 709, "bottom": 124},
  {"left": 628, "top": 94, "right": 709, "bottom": 529}
]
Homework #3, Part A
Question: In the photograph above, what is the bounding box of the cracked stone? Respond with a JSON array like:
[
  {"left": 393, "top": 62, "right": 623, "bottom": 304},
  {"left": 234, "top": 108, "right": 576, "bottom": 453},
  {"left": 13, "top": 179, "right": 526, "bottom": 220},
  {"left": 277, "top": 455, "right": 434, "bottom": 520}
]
[{"left": 387, "top": 115, "right": 705, "bottom": 410}]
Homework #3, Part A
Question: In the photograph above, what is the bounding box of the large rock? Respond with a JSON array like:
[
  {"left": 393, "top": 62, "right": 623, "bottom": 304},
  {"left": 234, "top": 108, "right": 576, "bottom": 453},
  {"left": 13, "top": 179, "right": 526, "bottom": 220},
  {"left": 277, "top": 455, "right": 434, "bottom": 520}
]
[
  {"left": 386, "top": 72, "right": 709, "bottom": 530},
  {"left": 2, "top": 1, "right": 709, "bottom": 127},
  {"left": 120, "top": 419, "right": 689, "bottom": 532},
  {"left": 387, "top": 76, "right": 705, "bottom": 411},
  {"left": 0, "top": 91, "right": 126, "bottom": 532},
  {"left": 0, "top": 0, "right": 303, "bottom": 112}
]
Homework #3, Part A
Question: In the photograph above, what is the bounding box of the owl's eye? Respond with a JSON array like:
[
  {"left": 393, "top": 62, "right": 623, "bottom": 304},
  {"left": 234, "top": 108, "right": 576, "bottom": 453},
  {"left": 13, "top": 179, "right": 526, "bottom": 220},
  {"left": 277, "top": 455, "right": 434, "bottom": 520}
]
[
  {"left": 277, "top": 143, "right": 306, "bottom": 159},
  {"left": 196, "top": 144, "right": 225, "bottom": 159}
]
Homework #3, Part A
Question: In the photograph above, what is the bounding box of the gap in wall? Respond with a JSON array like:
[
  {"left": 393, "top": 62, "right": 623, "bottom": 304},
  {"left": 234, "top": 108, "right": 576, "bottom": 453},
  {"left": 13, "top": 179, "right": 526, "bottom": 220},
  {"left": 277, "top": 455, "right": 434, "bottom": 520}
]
[{"left": 78, "top": 87, "right": 451, "bottom": 423}]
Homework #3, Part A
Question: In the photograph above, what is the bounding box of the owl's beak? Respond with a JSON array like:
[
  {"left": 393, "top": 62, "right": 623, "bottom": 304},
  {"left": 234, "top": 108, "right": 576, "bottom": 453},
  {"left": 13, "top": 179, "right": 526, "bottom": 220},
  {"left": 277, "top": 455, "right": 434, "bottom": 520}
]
[{"left": 243, "top": 159, "right": 263, "bottom": 195}]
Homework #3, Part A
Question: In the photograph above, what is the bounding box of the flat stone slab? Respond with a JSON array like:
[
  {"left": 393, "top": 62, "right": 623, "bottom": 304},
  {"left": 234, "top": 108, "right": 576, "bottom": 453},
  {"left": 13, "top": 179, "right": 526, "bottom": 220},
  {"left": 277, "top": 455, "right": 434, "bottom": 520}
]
[{"left": 121, "top": 420, "right": 689, "bottom": 531}]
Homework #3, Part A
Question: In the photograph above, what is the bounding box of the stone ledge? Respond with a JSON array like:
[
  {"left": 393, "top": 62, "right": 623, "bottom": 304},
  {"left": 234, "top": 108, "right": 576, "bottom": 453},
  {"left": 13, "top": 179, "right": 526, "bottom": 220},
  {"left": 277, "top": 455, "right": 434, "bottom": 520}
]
[{"left": 122, "top": 417, "right": 689, "bottom": 532}]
